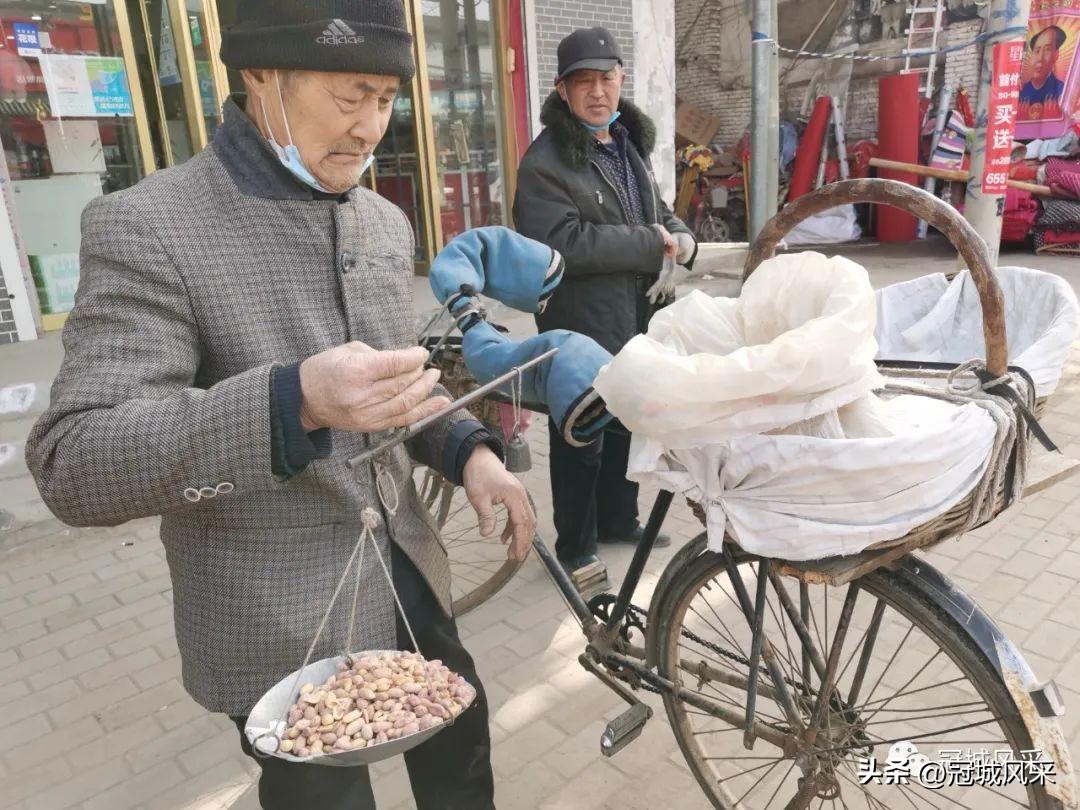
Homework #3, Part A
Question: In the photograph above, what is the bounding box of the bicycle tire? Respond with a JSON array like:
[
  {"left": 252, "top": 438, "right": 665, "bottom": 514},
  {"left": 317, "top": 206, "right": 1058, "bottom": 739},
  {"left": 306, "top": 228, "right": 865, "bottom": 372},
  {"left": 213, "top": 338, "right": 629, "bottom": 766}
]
[{"left": 652, "top": 549, "right": 1061, "bottom": 809}]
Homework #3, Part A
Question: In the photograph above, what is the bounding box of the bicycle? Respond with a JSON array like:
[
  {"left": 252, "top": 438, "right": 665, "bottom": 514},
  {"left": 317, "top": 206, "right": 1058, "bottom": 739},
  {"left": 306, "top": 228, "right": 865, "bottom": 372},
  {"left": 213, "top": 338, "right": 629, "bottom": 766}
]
[{"left": 399, "top": 180, "right": 1077, "bottom": 807}]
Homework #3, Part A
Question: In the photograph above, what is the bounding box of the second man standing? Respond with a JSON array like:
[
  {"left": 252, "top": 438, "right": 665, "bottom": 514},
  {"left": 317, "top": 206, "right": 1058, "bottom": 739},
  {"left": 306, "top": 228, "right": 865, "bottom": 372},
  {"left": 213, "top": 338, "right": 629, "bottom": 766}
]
[{"left": 513, "top": 27, "right": 697, "bottom": 576}]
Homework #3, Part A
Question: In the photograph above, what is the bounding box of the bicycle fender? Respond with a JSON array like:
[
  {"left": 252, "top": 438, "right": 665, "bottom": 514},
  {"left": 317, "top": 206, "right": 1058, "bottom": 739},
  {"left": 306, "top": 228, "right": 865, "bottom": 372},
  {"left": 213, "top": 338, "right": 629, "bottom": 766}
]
[{"left": 895, "top": 555, "right": 1077, "bottom": 808}]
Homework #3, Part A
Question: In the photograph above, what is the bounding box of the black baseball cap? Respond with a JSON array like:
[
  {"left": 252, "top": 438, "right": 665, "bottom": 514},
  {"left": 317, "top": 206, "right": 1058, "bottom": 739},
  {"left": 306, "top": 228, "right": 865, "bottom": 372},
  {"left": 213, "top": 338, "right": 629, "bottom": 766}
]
[{"left": 555, "top": 27, "right": 623, "bottom": 84}]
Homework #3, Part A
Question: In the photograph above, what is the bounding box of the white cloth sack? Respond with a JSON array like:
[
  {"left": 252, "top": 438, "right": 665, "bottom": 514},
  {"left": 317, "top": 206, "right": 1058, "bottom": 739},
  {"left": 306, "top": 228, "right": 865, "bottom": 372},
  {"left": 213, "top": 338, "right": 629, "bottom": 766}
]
[
  {"left": 627, "top": 394, "right": 996, "bottom": 560},
  {"left": 782, "top": 205, "right": 862, "bottom": 247},
  {"left": 599, "top": 251, "right": 1000, "bottom": 560},
  {"left": 594, "top": 252, "right": 884, "bottom": 448},
  {"left": 875, "top": 266, "right": 1079, "bottom": 398}
]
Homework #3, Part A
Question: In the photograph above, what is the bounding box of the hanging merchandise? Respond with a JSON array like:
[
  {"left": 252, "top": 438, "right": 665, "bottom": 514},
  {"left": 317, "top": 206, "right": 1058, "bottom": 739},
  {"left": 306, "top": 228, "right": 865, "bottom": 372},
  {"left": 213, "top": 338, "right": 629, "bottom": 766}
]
[{"left": 929, "top": 110, "right": 970, "bottom": 171}]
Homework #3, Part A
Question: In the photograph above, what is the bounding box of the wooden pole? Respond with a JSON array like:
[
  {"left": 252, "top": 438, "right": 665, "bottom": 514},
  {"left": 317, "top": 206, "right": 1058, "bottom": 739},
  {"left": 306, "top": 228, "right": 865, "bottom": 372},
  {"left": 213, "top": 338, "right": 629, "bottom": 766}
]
[{"left": 868, "top": 158, "right": 1058, "bottom": 198}]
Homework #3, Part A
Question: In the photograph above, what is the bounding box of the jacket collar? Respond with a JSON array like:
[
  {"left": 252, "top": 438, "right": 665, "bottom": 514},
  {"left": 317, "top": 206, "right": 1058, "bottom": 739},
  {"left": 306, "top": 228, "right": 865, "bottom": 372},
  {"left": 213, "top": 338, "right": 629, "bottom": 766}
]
[
  {"left": 212, "top": 96, "right": 348, "bottom": 202},
  {"left": 539, "top": 91, "right": 657, "bottom": 170}
]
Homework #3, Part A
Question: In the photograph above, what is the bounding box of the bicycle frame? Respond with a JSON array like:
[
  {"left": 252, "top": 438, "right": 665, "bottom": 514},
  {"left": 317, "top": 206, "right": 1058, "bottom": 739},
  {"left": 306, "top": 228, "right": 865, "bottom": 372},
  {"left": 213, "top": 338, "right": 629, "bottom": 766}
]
[{"left": 530, "top": 484, "right": 1073, "bottom": 788}]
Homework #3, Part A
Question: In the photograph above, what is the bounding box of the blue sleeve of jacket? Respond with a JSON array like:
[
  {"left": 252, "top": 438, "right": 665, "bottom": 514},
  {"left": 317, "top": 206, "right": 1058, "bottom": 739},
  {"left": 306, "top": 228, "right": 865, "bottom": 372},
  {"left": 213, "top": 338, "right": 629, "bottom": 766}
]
[{"left": 270, "top": 362, "right": 333, "bottom": 480}]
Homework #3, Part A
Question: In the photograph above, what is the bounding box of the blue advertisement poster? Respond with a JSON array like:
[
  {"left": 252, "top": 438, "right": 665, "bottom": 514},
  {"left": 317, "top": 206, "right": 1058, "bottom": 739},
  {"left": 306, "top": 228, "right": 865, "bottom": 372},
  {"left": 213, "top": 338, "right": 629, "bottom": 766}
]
[
  {"left": 87, "top": 57, "right": 135, "bottom": 116},
  {"left": 13, "top": 22, "right": 42, "bottom": 57}
]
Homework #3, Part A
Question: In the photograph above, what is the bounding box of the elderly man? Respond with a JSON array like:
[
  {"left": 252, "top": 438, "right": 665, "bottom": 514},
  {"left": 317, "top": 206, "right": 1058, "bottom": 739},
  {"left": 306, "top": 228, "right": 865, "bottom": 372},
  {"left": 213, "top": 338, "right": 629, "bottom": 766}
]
[
  {"left": 26, "top": 1, "right": 533, "bottom": 808},
  {"left": 513, "top": 27, "right": 696, "bottom": 576}
]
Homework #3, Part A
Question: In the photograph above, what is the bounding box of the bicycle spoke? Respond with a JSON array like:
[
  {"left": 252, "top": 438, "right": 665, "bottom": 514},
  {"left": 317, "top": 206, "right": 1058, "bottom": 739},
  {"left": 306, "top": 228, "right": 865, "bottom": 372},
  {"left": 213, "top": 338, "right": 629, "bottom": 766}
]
[
  {"left": 859, "top": 623, "right": 916, "bottom": 712},
  {"left": 716, "top": 759, "right": 784, "bottom": 784},
  {"left": 896, "top": 780, "right": 944, "bottom": 810},
  {"left": 764, "top": 760, "right": 797, "bottom": 808},
  {"left": 766, "top": 589, "right": 802, "bottom": 692},
  {"left": 818, "top": 717, "right": 1003, "bottom": 755},
  {"left": 700, "top": 582, "right": 751, "bottom": 657},
  {"left": 854, "top": 676, "right": 969, "bottom": 712},
  {"left": 689, "top": 602, "right": 747, "bottom": 660},
  {"left": 863, "top": 707, "right": 997, "bottom": 727},
  {"left": 835, "top": 766, "right": 892, "bottom": 810},
  {"left": 858, "top": 649, "right": 943, "bottom": 728}
]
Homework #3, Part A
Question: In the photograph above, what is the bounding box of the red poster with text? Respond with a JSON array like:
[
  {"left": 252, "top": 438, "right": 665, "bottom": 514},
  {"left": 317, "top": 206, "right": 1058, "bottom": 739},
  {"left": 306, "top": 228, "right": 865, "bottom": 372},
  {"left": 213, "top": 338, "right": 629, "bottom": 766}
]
[{"left": 982, "top": 40, "right": 1025, "bottom": 193}]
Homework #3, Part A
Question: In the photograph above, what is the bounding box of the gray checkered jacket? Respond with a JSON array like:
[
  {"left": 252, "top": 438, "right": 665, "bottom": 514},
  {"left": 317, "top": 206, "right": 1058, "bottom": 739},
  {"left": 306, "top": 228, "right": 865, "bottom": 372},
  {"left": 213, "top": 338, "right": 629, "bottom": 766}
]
[{"left": 26, "top": 103, "right": 469, "bottom": 714}]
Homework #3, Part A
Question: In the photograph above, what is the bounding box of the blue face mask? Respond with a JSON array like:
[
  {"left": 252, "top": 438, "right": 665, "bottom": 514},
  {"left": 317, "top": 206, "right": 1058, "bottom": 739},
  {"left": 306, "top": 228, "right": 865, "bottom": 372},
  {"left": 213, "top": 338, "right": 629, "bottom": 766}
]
[
  {"left": 262, "top": 72, "right": 375, "bottom": 193},
  {"left": 580, "top": 110, "right": 621, "bottom": 133}
]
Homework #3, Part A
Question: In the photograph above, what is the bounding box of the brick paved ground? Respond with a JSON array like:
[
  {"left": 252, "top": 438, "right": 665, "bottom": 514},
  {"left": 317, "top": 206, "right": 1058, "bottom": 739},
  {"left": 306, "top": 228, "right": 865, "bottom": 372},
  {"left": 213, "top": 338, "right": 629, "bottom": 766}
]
[{"left": 1, "top": 242, "right": 1078, "bottom": 809}]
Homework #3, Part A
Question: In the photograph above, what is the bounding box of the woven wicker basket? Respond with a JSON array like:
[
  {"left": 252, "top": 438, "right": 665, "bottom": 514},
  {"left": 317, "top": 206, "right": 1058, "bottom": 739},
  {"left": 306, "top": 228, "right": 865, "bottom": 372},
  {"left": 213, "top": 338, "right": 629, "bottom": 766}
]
[{"left": 689, "top": 178, "right": 1033, "bottom": 557}]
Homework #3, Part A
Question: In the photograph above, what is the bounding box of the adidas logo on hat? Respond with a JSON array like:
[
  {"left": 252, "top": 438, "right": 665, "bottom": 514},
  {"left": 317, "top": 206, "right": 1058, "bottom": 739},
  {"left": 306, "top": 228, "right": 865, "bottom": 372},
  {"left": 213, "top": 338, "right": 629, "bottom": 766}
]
[{"left": 317, "top": 19, "right": 364, "bottom": 45}]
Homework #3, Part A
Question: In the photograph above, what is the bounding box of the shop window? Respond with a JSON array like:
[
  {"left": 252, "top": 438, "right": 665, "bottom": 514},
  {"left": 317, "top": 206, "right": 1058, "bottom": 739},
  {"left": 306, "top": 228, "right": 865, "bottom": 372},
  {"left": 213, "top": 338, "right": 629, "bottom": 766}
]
[{"left": 0, "top": 1, "right": 148, "bottom": 323}]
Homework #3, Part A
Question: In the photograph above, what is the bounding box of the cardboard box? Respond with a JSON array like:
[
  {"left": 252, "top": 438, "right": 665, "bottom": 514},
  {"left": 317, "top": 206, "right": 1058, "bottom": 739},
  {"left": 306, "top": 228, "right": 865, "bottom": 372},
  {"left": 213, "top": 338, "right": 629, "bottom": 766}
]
[{"left": 675, "top": 98, "right": 721, "bottom": 146}]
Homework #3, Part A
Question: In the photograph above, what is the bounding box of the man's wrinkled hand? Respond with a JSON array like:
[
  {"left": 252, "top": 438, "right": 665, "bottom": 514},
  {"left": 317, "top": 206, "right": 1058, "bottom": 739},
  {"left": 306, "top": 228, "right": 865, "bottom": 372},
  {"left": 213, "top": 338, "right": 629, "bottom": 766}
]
[
  {"left": 463, "top": 444, "right": 536, "bottom": 560},
  {"left": 298, "top": 342, "right": 450, "bottom": 433}
]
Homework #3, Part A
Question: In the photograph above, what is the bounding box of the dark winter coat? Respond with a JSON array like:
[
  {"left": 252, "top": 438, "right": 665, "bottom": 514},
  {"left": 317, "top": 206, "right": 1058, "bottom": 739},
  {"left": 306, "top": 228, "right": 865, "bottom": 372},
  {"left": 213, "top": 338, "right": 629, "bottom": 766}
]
[{"left": 513, "top": 92, "right": 696, "bottom": 354}]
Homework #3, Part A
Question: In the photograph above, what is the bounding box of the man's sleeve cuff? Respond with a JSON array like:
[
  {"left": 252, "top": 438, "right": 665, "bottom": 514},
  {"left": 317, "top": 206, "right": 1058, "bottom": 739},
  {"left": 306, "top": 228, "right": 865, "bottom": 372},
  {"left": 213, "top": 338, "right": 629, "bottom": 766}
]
[
  {"left": 444, "top": 421, "right": 505, "bottom": 486},
  {"left": 270, "top": 362, "right": 333, "bottom": 479}
]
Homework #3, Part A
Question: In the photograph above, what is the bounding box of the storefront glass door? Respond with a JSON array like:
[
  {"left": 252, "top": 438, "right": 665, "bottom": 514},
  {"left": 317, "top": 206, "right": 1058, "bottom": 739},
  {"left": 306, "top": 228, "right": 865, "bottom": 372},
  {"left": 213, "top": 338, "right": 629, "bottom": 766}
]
[
  {"left": 373, "top": 86, "right": 433, "bottom": 267},
  {"left": 184, "top": 0, "right": 222, "bottom": 137},
  {"left": 0, "top": 0, "right": 150, "bottom": 324},
  {"left": 422, "top": 0, "right": 506, "bottom": 242},
  {"left": 127, "top": 0, "right": 205, "bottom": 164}
]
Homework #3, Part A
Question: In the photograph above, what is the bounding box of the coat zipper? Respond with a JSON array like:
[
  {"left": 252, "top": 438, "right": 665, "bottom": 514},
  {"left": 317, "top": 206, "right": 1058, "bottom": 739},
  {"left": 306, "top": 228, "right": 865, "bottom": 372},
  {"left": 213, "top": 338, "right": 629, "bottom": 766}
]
[
  {"left": 590, "top": 159, "right": 630, "bottom": 225},
  {"left": 647, "top": 171, "right": 660, "bottom": 225}
]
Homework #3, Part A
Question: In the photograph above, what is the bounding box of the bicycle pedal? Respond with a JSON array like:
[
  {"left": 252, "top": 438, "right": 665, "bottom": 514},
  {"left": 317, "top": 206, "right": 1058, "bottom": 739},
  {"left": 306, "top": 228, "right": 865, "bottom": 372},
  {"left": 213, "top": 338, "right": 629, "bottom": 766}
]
[
  {"left": 571, "top": 561, "right": 610, "bottom": 602},
  {"left": 600, "top": 703, "right": 651, "bottom": 757}
]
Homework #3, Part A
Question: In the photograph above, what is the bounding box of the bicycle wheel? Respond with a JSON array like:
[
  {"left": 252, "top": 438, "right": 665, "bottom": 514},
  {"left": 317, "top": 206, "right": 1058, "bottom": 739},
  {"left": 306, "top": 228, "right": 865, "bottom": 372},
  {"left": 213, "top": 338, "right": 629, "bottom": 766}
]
[
  {"left": 414, "top": 467, "right": 529, "bottom": 616},
  {"left": 653, "top": 549, "right": 1060, "bottom": 809}
]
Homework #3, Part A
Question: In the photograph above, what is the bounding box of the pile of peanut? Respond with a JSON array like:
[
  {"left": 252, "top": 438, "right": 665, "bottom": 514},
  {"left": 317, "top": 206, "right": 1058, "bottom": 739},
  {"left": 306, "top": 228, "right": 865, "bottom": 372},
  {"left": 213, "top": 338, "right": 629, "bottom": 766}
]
[{"left": 280, "top": 651, "right": 475, "bottom": 757}]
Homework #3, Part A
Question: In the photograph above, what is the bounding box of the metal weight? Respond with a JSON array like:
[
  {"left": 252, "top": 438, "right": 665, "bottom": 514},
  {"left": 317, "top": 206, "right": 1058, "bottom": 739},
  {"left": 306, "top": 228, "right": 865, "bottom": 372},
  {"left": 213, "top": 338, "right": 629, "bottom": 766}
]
[{"left": 504, "top": 434, "right": 532, "bottom": 473}]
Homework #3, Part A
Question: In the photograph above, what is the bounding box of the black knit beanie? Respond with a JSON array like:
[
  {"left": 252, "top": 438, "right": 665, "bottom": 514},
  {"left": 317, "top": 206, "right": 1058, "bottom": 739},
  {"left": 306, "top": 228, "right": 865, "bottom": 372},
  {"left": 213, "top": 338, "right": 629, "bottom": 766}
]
[{"left": 220, "top": 0, "right": 415, "bottom": 80}]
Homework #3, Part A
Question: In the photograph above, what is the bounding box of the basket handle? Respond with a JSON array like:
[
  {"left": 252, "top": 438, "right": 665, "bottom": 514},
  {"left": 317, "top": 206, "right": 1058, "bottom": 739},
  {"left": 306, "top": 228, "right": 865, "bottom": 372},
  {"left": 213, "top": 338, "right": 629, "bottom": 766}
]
[{"left": 743, "top": 179, "right": 1008, "bottom": 378}]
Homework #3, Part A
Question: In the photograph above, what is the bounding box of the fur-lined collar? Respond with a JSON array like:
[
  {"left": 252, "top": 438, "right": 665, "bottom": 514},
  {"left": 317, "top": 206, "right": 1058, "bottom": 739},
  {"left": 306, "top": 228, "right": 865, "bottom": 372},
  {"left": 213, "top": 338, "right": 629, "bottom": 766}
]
[{"left": 539, "top": 91, "right": 656, "bottom": 169}]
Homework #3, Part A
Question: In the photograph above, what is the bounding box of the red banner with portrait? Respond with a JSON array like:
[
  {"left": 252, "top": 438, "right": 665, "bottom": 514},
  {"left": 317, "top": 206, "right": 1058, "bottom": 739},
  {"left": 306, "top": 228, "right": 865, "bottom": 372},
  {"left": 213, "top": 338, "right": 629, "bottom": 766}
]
[{"left": 1016, "top": 0, "right": 1080, "bottom": 140}]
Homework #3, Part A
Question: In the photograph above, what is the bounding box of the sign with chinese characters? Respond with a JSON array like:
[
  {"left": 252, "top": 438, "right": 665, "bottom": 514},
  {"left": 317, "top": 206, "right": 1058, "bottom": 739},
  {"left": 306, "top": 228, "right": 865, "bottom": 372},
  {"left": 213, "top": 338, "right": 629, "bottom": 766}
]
[
  {"left": 39, "top": 54, "right": 135, "bottom": 117},
  {"left": 982, "top": 41, "right": 1024, "bottom": 195},
  {"left": 13, "top": 22, "right": 41, "bottom": 57},
  {"left": 1017, "top": 0, "right": 1080, "bottom": 140}
]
